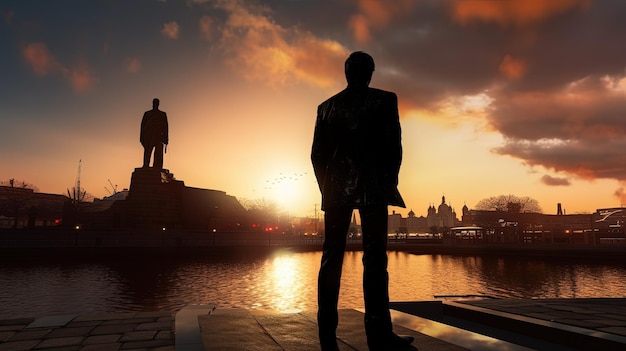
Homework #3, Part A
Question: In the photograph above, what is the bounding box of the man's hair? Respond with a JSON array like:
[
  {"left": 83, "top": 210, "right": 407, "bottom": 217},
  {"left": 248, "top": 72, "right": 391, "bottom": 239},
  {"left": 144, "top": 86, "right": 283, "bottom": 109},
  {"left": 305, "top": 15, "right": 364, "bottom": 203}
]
[{"left": 345, "top": 51, "right": 375, "bottom": 86}]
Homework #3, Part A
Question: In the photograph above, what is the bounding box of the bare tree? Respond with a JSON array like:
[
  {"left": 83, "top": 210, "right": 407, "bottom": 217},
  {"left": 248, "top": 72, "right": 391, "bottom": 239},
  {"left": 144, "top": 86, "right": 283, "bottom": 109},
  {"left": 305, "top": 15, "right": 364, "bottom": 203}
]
[
  {"left": 239, "top": 198, "right": 279, "bottom": 229},
  {"left": 0, "top": 179, "right": 39, "bottom": 192},
  {"left": 475, "top": 194, "right": 542, "bottom": 213}
]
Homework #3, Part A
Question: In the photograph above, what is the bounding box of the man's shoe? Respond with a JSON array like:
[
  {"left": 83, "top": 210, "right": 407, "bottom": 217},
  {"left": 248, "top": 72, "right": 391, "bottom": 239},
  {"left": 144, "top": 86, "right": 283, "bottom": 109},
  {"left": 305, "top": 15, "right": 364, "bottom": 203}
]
[
  {"left": 368, "top": 333, "right": 415, "bottom": 350},
  {"left": 320, "top": 341, "right": 340, "bottom": 351},
  {"left": 319, "top": 336, "right": 340, "bottom": 351}
]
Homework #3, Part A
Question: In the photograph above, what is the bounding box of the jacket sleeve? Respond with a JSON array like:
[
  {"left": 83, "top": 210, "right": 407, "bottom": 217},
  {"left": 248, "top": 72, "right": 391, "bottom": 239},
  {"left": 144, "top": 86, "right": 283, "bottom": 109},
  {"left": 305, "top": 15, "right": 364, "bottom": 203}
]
[
  {"left": 311, "top": 103, "right": 330, "bottom": 192},
  {"left": 140, "top": 112, "right": 147, "bottom": 144},
  {"left": 163, "top": 113, "right": 169, "bottom": 144}
]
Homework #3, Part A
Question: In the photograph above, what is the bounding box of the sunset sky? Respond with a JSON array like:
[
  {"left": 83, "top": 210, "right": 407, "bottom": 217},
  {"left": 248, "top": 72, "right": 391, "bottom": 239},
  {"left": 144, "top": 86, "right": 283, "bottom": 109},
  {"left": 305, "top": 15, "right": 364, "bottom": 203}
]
[{"left": 2, "top": 0, "right": 626, "bottom": 218}]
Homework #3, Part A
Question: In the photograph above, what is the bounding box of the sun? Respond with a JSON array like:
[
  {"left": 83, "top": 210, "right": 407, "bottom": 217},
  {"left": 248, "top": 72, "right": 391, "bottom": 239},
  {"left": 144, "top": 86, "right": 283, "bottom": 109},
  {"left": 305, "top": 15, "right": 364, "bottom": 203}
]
[{"left": 261, "top": 172, "right": 308, "bottom": 212}]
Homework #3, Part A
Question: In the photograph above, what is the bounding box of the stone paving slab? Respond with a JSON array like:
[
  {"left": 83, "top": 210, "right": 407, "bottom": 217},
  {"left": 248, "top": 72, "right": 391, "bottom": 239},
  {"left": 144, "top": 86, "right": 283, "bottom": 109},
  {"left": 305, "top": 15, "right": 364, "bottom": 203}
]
[
  {"left": 199, "top": 308, "right": 469, "bottom": 351},
  {"left": 460, "top": 298, "right": 626, "bottom": 337},
  {"left": 199, "top": 310, "right": 282, "bottom": 351},
  {"left": 447, "top": 298, "right": 626, "bottom": 350},
  {"left": 0, "top": 312, "right": 174, "bottom": 351}
]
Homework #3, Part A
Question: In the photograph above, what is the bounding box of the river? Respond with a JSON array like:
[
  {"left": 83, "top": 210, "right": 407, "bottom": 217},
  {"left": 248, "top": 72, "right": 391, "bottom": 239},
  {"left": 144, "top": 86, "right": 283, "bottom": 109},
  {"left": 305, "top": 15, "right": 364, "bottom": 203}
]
[{"left": 1, "top": 249, "right": 625, "bottom": 319}]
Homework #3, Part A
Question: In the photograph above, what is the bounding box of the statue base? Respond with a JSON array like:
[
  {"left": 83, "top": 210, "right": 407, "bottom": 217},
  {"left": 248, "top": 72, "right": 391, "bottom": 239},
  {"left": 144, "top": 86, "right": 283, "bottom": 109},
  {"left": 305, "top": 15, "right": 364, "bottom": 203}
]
[
  {"left": 86, "top": 167, "right": 248, "bottom": 230},
  {"left": 124, "top": 167, "right": 185, "bottom": 229}
]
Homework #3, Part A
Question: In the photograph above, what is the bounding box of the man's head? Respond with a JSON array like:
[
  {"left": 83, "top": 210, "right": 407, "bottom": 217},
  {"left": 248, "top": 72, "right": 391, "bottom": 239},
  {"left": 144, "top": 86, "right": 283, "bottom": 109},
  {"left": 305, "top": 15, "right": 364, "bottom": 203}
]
[
  {"left": 345, "top": 51, "right": 375, "bottom": 88},
  {"left": 152, "top": 98, "right": 160, "bottom": 109}
]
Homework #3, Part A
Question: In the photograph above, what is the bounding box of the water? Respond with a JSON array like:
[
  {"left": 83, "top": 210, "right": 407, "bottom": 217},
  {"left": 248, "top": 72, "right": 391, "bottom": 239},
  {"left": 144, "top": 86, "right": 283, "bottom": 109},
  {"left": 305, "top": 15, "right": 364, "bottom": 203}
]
[{"left": 1, "top": 250, "right": 625, "bottom": 319}]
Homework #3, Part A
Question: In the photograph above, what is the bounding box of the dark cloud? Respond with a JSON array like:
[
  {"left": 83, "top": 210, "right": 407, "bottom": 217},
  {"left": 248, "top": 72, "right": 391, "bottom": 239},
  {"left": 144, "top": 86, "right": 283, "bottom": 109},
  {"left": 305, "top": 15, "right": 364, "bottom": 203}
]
[
  {"left": 541, "top": 174, "right": 571, "bottom": 186},
  {"left": 341, "top": 0, "right": 626, "bottom": 186}
]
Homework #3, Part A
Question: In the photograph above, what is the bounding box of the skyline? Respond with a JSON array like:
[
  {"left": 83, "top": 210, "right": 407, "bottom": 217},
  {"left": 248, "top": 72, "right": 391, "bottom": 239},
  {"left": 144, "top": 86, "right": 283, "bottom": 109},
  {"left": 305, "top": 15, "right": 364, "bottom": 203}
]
[{"left": 2, "top": 0, "right": 626, "bottom": 217}]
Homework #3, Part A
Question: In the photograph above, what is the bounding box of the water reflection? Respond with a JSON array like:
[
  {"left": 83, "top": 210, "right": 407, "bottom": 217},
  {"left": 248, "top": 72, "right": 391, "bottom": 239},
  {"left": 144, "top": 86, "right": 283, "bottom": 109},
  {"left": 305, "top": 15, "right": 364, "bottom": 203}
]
[{"left": 1, "top": 251, "right": 625, "bottom": 319}]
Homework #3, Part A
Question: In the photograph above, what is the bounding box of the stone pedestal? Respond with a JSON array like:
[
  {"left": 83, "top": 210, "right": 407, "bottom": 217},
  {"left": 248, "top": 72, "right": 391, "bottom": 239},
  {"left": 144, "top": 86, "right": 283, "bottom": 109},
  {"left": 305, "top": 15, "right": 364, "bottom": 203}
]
[
  {"left": 125, "top": 167, "right": 185, "bottom": 229},
  {"left": 87, "top": 167, "right": 248, "bottom": 230}
]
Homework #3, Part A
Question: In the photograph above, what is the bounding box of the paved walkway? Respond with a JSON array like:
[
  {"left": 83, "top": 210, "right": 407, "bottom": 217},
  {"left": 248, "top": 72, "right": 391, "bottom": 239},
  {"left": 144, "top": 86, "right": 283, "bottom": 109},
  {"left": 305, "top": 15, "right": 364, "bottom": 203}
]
[
  {"left": 2, "top": 298, "right": 626, "bottom": 350},
  {"left": 460, "top": 298, "right": 626, "bottom": 337},
  {"left": 392, "top": 298, "right": 626, "bottom": 351},
  {"left": 0, "top": 312, "right": 174, "bottom": 351}
]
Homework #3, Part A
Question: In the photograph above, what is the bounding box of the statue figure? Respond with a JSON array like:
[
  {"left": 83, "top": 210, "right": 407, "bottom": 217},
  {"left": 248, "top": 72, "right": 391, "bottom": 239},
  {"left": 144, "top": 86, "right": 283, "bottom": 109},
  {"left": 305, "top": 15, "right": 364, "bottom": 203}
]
[
  {"left": 140, "top": 98, "right": 169, "bottom": 169},
  {"left": 311, "top": 51, "right": 412, "bottom": 351}
]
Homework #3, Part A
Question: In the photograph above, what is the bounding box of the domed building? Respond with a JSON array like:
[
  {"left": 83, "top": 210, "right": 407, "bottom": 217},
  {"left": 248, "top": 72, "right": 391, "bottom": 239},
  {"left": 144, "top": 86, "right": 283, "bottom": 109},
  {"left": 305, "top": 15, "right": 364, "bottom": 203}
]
[{"left": 426, "top": 195, "right": 459, "bottom": 231}]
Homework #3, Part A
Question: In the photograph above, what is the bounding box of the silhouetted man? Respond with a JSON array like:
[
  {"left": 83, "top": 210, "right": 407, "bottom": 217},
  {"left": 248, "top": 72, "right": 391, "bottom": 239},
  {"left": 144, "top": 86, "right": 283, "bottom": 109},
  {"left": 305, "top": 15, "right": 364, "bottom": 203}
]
[
  {"left": 140, "top": 98, "right": 169, "bottom": 169},
  {"left": 311, "top": 52, "right": 414, "bottom": 351}
]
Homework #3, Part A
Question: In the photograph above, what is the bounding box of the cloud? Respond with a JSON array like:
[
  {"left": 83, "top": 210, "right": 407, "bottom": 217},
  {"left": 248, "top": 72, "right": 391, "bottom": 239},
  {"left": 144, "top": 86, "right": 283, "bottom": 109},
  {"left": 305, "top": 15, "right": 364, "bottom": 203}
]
[
  {"left": 348, "top": 0, "right": 417, "bottom": 44},
  {"left": 21, "top": 42, "right": 96, "bottom": 93},
  {"left": 210, "top": 0, "right": 349, "bottom": 88},
  {"left": 449, "top": 0, "right": 591, "bottom": 27},
  {"left": 125, "top": 57, "right": 142, "bottom": 73},
  {"left": 337, "top": 0, "right": 626, "bottom": 191},
  {"left": 183, "top": 0, "right": 626, "bottom": 189},
  {"left": 490, "top": 73, "right": 626, "bottom": 182},
  {"left": 22, "top": 42, "right": 63, "bottom": 76},
  {"left": 614, "top": 185, "right": 626, "bottom": 205},
  {"left": 499, "top": 54, "right": 526, "bottom": 80},
  {"left": 541, "top": 174, "right": 571, "bottom": 186},
  {"left": 161, "top": 21, "right": 180, "bottom": 39},
  {"left": 199, "top": 15, "right": 213, "bottom": 41},
  {"left": 68, "top": 61, "right": 97, "bottom": 93}
]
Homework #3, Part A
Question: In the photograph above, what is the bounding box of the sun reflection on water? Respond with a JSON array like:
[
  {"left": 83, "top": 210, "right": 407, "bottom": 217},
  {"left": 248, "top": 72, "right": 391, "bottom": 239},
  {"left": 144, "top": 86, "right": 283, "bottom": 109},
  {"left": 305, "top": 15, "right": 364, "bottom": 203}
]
[
  {"left": 269, "top": 254, "right": 303, "bottom": 313},
  {"left": 2, "top": 251, "right": 626, "bottom": 319}
]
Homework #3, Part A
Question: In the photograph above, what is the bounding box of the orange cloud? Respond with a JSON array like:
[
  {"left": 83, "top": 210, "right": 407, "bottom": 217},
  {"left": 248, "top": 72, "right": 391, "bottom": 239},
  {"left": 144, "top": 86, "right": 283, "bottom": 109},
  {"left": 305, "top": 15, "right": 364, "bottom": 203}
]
[
  {"left": 125, "top": 57, "right": 142, "bottom": 74},
  {"left": 199, "top": 16, "right": 213, "bottom": 41},
  {"left": 450, "top": 0, "right": 591, "bottom": 27},
  {"left": 22, "top": 42, "right": 63, "bottom": 76},
  {"left": 162, "top": 21, "right": 179, "bottom": 39},
  {"left": 22, "top": 42, "right": 96, "bottom": 93},
  {"left": 499, "top": 54, "right": 526, "bottom": 79},
  {"left": 349, "top": 0, "right": 417, "bottom": 44},
  {"left": 349, "top": 14, "right": 370, "bottom": 44},
  {"left": 68, "top": 61, "right": 96, "bottom": 93},
  {"left": 214, "top": 0, "right": 348, "bottom": 88}
]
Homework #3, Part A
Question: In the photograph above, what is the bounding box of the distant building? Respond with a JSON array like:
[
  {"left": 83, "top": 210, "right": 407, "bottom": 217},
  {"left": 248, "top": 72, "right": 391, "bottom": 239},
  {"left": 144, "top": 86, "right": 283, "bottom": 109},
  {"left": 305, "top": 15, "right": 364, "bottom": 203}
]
[
  {"left": 388, "top": 210, "right": 402, "bottom": 234},
  {"left": 387, "top": 195, "right": 460, "bottom": 234},
  {"left": 406, "top": 209, "right": 427, "bottom": 234},
  {"left": 426, "top": 195, "right": 459, "bottom": 230},
  {"left": 459, "top": 206, "right": 626, "bottom": 245},
  {"left": 0, "top": 186, "right": 67, "bottom": 228}
]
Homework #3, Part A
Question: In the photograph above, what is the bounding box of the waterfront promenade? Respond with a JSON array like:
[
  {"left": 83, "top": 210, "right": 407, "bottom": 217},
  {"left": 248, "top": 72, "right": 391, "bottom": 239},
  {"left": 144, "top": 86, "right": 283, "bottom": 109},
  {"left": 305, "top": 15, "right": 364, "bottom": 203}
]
[{"left": 2, "top": 298, "right": 626, "bottom": 350}]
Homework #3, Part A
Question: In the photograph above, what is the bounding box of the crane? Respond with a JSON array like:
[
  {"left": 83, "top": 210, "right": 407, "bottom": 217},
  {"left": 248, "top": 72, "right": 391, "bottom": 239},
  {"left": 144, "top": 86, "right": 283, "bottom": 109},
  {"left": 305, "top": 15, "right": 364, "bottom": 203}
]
[
  {"left": 104, "top": 179, "right": 118, "bottom": 195},
  {"left": 76, "top": 159, "right": 81, "bottom": 196},
  {"left": 67, "top": 159, "right": 86, "bottom": 203}
]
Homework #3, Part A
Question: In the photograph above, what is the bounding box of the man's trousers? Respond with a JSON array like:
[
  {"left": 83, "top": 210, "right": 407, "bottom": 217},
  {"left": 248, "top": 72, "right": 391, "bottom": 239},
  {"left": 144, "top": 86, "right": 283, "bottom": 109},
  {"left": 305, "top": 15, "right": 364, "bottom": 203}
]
[
  {"left": 143, "top": 143, "right": 164, "bottom": 169},
  {"left": 317, "top": 204, "right": 392, "bottom": 347}
]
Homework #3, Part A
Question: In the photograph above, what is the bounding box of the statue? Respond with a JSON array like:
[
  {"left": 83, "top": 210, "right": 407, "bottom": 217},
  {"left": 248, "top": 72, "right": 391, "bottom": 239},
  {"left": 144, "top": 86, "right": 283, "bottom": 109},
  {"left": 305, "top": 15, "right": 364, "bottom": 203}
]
[
  {"left": 140, "top": 98, "right": 169, "bottom": 169},
  {"left": 311, "top": 51, "right": 412, "bottom": 351}
]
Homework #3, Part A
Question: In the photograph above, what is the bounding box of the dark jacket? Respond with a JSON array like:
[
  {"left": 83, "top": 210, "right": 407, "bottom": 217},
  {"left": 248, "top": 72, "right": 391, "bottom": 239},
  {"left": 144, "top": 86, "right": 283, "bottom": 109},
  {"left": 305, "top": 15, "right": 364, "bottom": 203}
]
[
  {"left": 140, "top": 109, "right": 168, "bottom": 146},
  {"left": 311, "top": 86, "right": 405, "bottom": 210}
]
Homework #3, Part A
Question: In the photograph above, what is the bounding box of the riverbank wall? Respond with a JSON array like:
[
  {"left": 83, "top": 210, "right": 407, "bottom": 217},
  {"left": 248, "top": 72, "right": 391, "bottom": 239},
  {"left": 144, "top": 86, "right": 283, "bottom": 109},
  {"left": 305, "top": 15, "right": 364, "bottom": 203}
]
[{"left": 2, "top": 228, "right": 625, "bottom": 260}]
